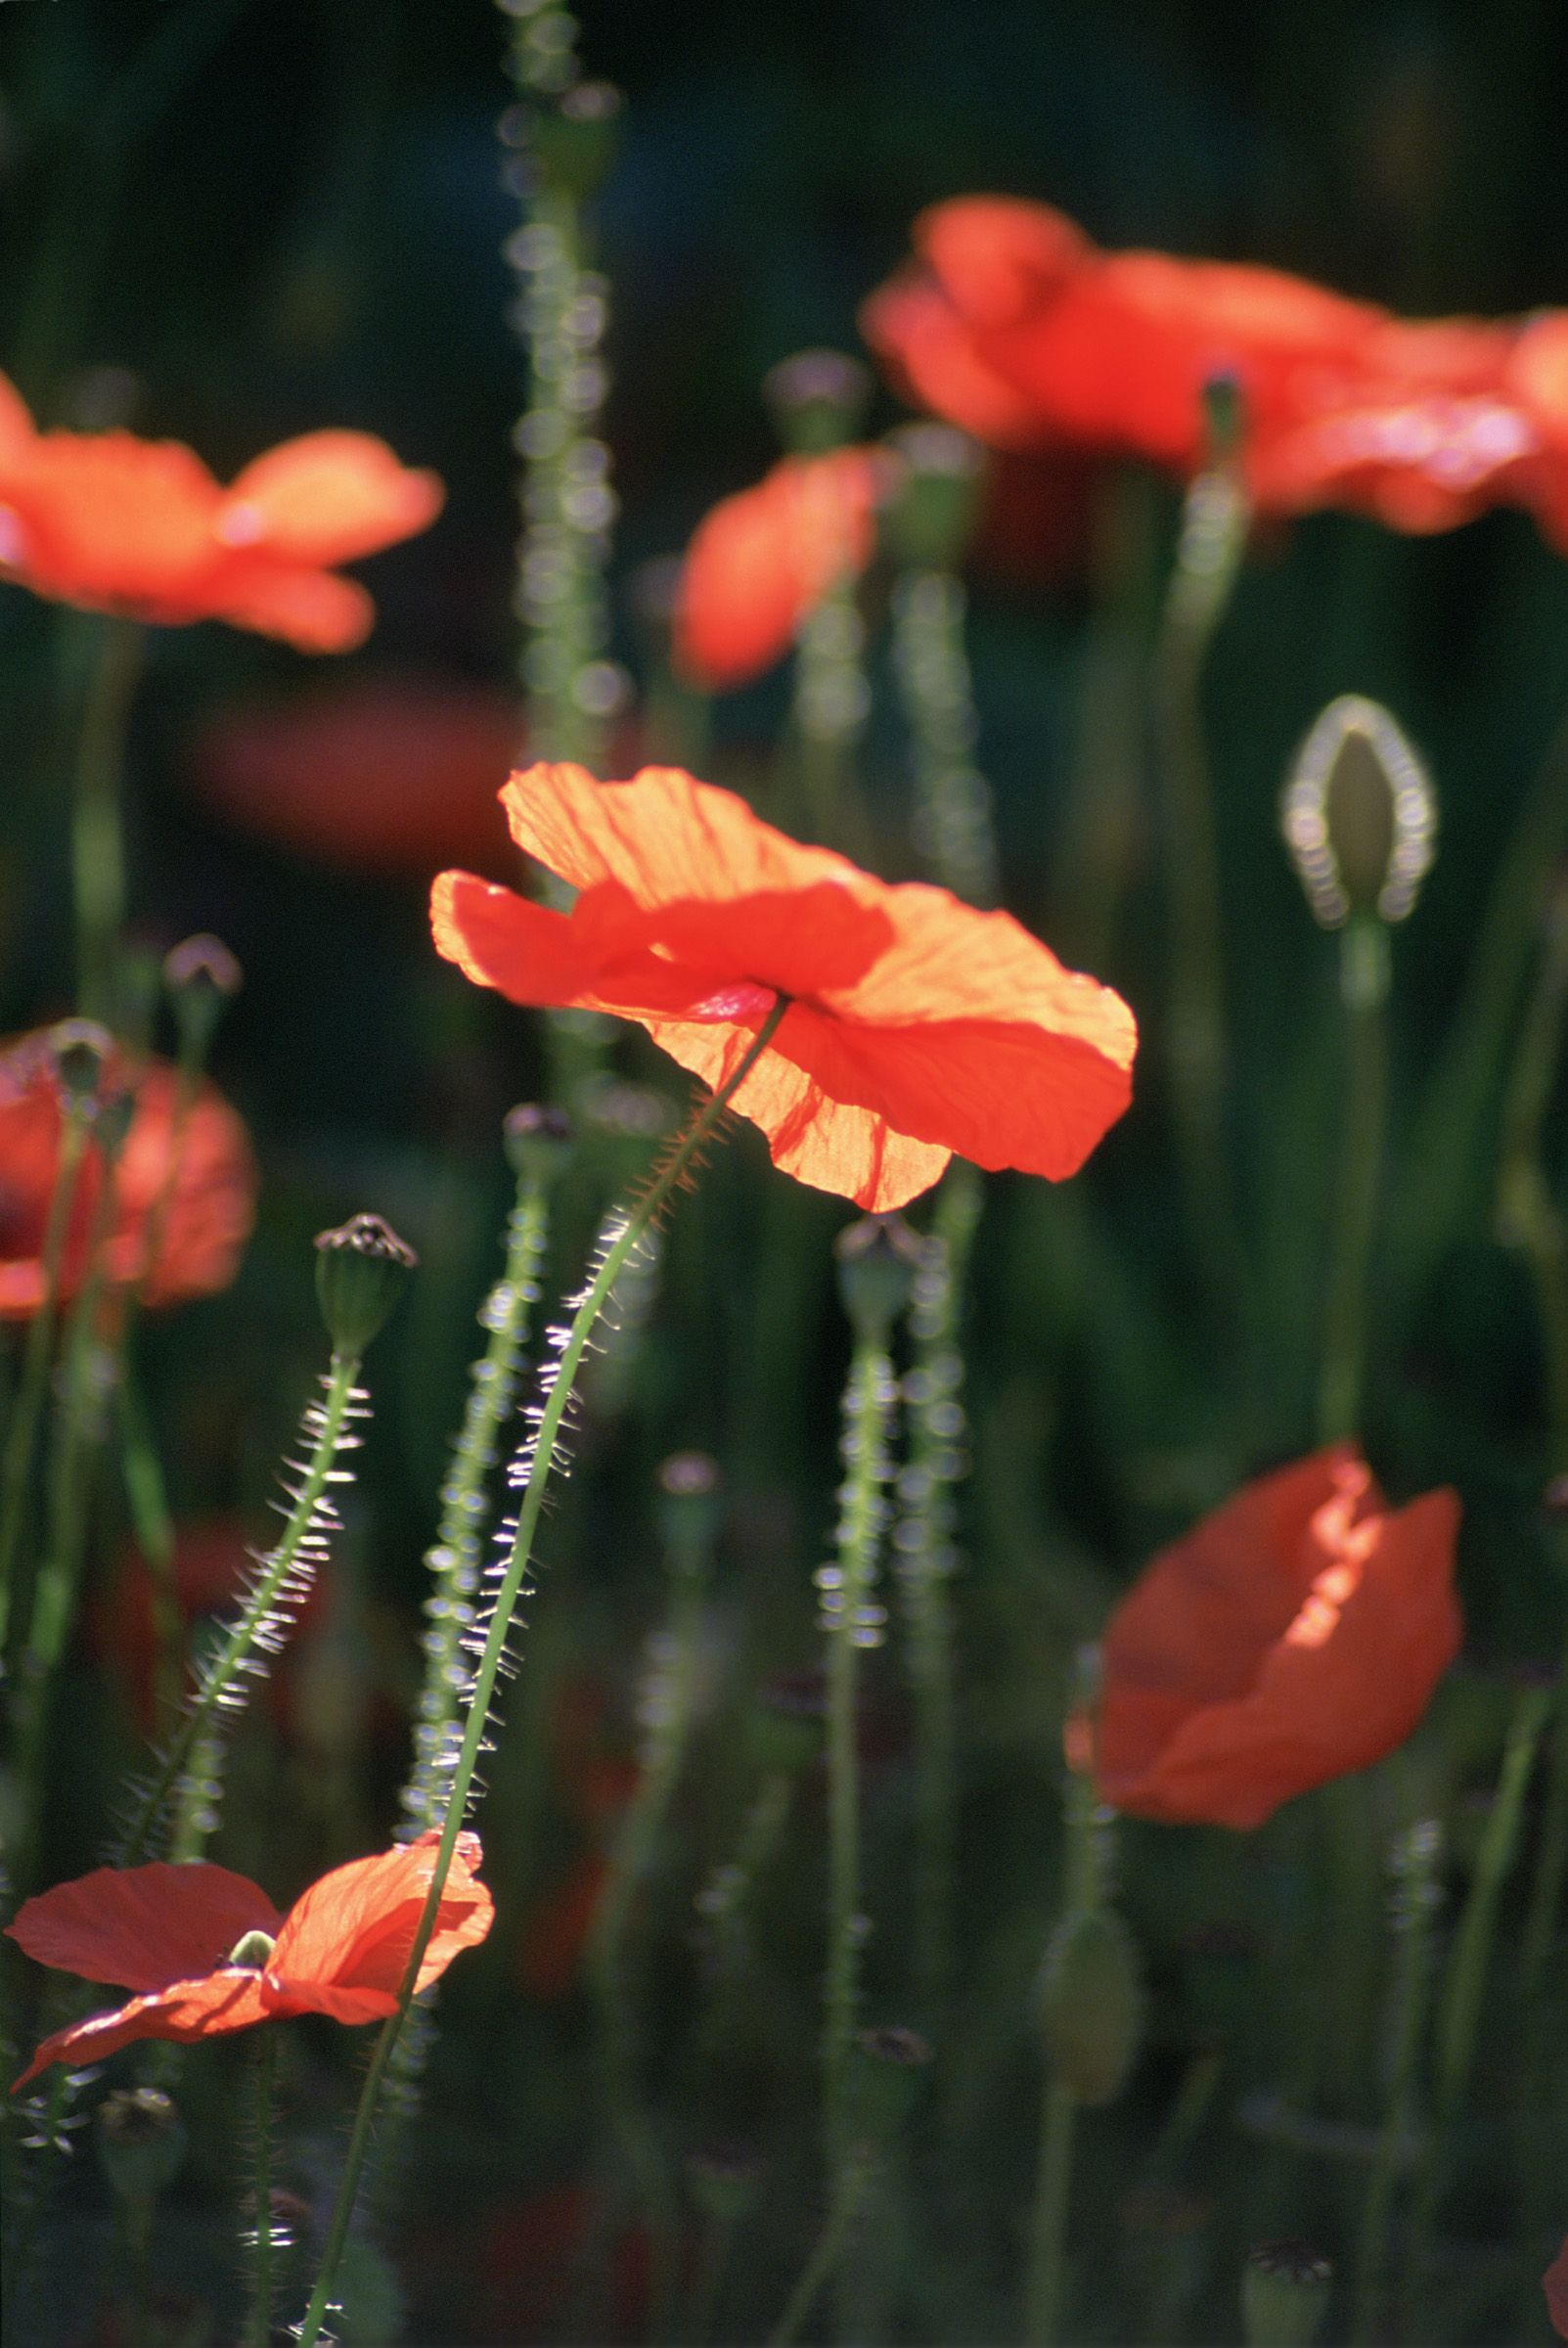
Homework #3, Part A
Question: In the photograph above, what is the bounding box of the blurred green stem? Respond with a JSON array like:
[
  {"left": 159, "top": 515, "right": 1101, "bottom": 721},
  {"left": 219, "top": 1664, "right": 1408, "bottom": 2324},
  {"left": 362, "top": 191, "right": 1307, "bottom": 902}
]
[
  {"left": 0, "top": 1096, "right": 90, "bottom": 1654},
  {"left": 296, "top": 999, "right": 789, "bottom": 2348},
  {"left": 1319, "top": 916, "right": 1391, "bottom": 1444},
  {"left": 1023, "top": 1745, "right": 1100, "bottom": 2347},
  {"left": 794, "top": 572, "right": 869, "bottom": 850},
  {"left": 1351, "top": 1818, "right": 1442, "bottom": 2348},
  {"left": 767, "top": 2149, "right": 870, "bottom": 2348},
  {"left": 891, "top": 567, "right": 1000, "bottom": 907},
  {"left": 70, "top": 615, "right": 142, "bottom": 1026},
  {"left": 247, "top": 2030, "right": 276, "bottom": 2348}
]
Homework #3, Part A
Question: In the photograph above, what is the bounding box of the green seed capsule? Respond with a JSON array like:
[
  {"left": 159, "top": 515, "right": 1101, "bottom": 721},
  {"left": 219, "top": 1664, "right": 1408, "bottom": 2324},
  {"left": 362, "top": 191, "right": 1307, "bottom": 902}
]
[
  {"left": 313, "top": 1214, "right": 417, "bottom": 1354},
  {"left": 1241, "top": 2239, "right": 1332, "bottom": 2347},
  {"left": 1038, "top": 1904, "right": 1142, "bottom": 2105}
]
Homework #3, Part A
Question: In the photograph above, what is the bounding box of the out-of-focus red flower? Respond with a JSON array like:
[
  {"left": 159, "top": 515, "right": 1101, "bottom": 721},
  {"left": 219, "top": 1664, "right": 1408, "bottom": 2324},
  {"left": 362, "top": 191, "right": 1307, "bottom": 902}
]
[
  {"left": 1506, "top": 313, "right": 1568, "bottom": 552},
  {"left": 0, "top": 373, "right": 442, "bottom": 651},
  {"left": 469, "top": 2183, "right": 650, "bottom": 2342},
  {"left": 673, "top": 448, "right": 883, "bottom": 690},
  {"left": 1545, "top": 2236, "right": 1568, "bottom": 2340},
  {"left": 190, "top": 676, "right": 525, "bottom": 876},
  {"left": 518, "top": 1852, "right": 611, "bottom": 2004},
  {"left": 431, "top": 762, "right": 1137, "bottom": 1212},
  {"left": 0, "top": 1035, "right": 255, "bottom": 1319},
  {"left": 7, "top": 1831, "right": 493, "bottom": 2089},
  {"left": 1090, "top": 1448, "right": 1461, "bottom": 1830}
]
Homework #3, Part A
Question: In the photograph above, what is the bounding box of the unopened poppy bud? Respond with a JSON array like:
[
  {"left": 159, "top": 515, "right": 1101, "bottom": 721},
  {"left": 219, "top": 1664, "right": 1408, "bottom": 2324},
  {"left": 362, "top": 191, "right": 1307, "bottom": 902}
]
[
  {"left": 313, "top": 1214, "right": 417, "bottom": 1354},
  {"left": 686, "top": 2140, "right": 764, "bottom": 2223},
  {"left": 656, "top": 1450, "right": 724, "bottom": 1562},
  {"left": 1241, "top": 2240, "right": 1332, "bottom": 2347},
  {"left": 228, "top": 1928, "right": 277, "bottom": 1968},
  {"left": 880, "top": 424, "right": 984, "bottom": 570},
  {"left": 47, "top": 1018, "right": 113, "bottom": 1103},
  {"left": 764, "top": 348, "right": 873, "bottom": 456},
  {"left": 834, "top": 1214, "right": 922, "bottom": 1340},
  {"left": 504, "top": 1102, "right": 573, "bottom": 1187},
  {"left": 854, "top": 2023, "right": 934, "bottom": 2133},
  {"left": 1281, "top": 696, "right": 1435, "bottom": 928},
  {"left": 163, "top": 933, "right": 243, "bottom": 1060},
  {"left": 1039, "top": 1905, "right": 1142, "bottom": 2105},
  {"left": 96, "top": 2087, "right": 186, "bottom": 2202},
  {"left": 530, "top": 81, "right": 623, "bottom": 202}
]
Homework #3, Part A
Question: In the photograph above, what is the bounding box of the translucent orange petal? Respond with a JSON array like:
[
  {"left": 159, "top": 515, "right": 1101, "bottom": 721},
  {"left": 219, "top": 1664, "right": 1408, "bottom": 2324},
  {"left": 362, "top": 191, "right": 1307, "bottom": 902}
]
[
  {"left": 12, "top": 1969, "right": 272, "bottom": 2092},
  {"left": 0, "top": 372, "right": 35, "bottom": 473},
  {"left": 269, "top": 1829, "right": 492, "bottom": 1998},
  {"left": 916, "top": 197, "right": 1092, "bottom": 328},
  {"left": 673, "top": 451, "right": 879, "bottom": 690},
  {"left": 206, "top": 560, "right": 377, "bottom": 654},
  {"left": 860, "top": 271, "right": 1058, "bottom": 451},
  {"left": 221, "top": 431, "right": 444, "bottom": 566},
  {"left": 6, "top": 1861, "right": 280, "bottom": 1994}
]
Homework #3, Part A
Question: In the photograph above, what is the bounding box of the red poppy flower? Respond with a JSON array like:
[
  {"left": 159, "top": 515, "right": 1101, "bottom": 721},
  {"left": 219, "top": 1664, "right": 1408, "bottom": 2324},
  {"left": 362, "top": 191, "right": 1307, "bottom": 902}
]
[
  {"left": 519, "top": 1852, "right": 611, "bottom": 2004},
  {"left": 1545, "top": 2236, "right": 1568, "bottom": 2341},
  {"left": 430, "top": 762, "right": 1137, "bottom": 1212},
  {"left": 673, "top": 448, "right": 883, "bottom": 690},
  {"left": 0, "top": 1035, "right": 256, "bottom": 1319},
  {"left": 0, "top": 373, "right": 442, "bottom": 651},
  {"left": 1506, "top": 312, "right": 1568, "bottom": 553},
  {"left": 7, "top": 1831, "right": 492, "bottom": 2090},
  {"left": 1091, "top": 1448, "right": 1461, "bottom": 1830}
]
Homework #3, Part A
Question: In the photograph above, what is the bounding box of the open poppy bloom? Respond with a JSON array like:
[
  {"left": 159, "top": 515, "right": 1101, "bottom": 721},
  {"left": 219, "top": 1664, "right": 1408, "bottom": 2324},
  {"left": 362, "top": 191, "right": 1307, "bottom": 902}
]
[
  {"left": 431, "top": 762, "right": 1137, "bottom": 1211},
  {"left": 673, "top": 447, "right": 883, "bottom": 690},
  {"left": 0, "top": 372, "right": 442, "bottom": 651},
  {"left": 1090, "top": 1448, "right": 1461, "bottom": 1829},
  {"left": 0, "top": 1034, "right": 256, "bottom": 1318},
  {"left": 7, "top": 1831, "right": 493, "bottom": 2090}
]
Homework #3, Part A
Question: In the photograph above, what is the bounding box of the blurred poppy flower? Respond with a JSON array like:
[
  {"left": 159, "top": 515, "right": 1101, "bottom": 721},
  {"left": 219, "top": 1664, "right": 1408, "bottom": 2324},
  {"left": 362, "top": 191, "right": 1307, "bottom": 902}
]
[
  {"left": 468, "top": 2182, "right": 650, "bottom": 2342},
  {"left": 8, "top": 1830, "right": 493, "bottom": 2089},
  {"left": 673, "top": 448, "right": 883, "bottom": 690},
  {"left": 1505, "top": 312, "right": 1568, "bottom": 552},
  {"left": 519, "top": 1852, "right": 611, "bottom": 2004},
  {"left": 0, "top": 1035, "right": 255, "bottom": 1318},
  {"left": 431, "top": 762, "right": 1137, "bottom": 1212},
  {"left": 0, "top": 373, "right": 442, "bottom": 651},
  {"left": 1091, "top": 1448, "right": 1461, "bottom": 1829},
  {"left": 1546, "top": 2236, "right": 1568, "bottom": 2340}
]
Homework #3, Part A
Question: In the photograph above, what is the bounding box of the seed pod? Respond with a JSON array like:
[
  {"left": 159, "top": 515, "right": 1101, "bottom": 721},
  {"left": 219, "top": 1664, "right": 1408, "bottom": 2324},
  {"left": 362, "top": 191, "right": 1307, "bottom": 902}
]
[
  {"left": 686, "top": 2141, "right": 764, "bottom": 2224},
  {"left": 314, "top": 1214, "right": 417, "bottom": 1354},
  {"left": 47, "top": 1018, "right": 113, "bottom": 1104},
  {"left": 656, "top": 1450, "right": 724, "bottom": 1563},
  {"left": 163, "top": 932, "right": 243, "bottom": 1060},
  {"left": 504, "top": 1102, "right": 574, "bottom": 1187},
  {"left": 835, "top": 1214, "right": 922, "bottom": 1342},
  {"left": 1038, "top": 1904, "right": 1142, "bottom": 2105},
  {"left": 1280, "top": 695, "right": 1435, "bottom": 927},
  {"left": 764, "top": 348, "right": 873, "bottom": 456},
  {"left": 96, "top": 2088, "right": 186, "bottom": 2202},
  {"left": 880, "top": 424, "right": 984, "bottom": 571},
  {"left": 1241, "top": 2239, "right": 1332, "bottom": 2347}
]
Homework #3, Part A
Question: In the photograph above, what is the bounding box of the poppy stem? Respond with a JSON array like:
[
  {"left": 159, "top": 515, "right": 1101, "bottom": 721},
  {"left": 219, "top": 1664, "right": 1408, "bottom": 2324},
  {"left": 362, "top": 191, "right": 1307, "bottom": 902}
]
[
  {"left": 890, "top": 568, "right": 1000, "bottom": 908},
  {"left": 68, "top": 613, "right": 143, "bottom": 1027},
  {"left": 1023, "top": 2079, "right": 1077, "bottom": 2348},
  {"left": 793, "top": 572, "right": 870, "bottom": 851},
  {"left": 295, "top": 997, "right": 789, "bottom": 2348},
  {"left": 1317, "top": 914, "right": 1391, "bottom": 1443},
  {"left": 765, "top": 2146, "right": 871, "bottom": 2348},
  {"left": 1350, "top": 1817, "right": 1443, "bottom": 2348},
  {"left": 246, "top": 2029, "right": 276, "bottom": 2348},
  {"left": 0, "top": 1092, "right": 92, "bottom": 1655}
]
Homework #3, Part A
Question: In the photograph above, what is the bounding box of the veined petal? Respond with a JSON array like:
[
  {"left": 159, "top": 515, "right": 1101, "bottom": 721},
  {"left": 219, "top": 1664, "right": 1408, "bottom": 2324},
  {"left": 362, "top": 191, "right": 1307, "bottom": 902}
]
[
  {"left": 221, "top": 431, "right": 444, "bottom": 566},
  {"left": 6, "top": 1862, "right": 280, "bottom": 1995},
  {"left": 11, "top": 1969, "right": 272, "bottom": 2092},
  {"left": 270, "top": 1829, "right": 492, "bottom": 1997}
]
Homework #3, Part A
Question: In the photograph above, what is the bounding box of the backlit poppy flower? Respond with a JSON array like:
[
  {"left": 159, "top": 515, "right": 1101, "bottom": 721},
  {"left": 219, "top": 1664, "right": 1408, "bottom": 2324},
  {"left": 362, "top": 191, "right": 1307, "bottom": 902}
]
[
  {"left": 0, "top": 372, "right": 442, "bottom": 651},
  {"left": 0, "top": 1034, "right": 256, "bottom": 1318},
  {"left": 7, "top": 1830, "right": 492, "bottom": 2089},
  {"left": 430, "top": 762, "right": 1137, "bottom": 1212},
  {"left": 673, "top": 448, "right": 883, "bottom": 690},
  {"left": 1545, "top": 2236, "right": 1568, "bottom": 2340},
  {"left": 1091, "top": 1447, "right": 1461, "bottom": 1830}
]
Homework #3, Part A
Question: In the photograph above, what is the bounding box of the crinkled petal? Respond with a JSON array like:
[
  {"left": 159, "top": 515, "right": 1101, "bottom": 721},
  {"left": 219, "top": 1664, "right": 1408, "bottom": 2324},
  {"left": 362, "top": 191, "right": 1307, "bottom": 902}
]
[
  {"left": 220, "top": 431, "right": 444, "bottom": 565},
  {"left": 6, "top": 1862, "right": 280, "bottom": 1994},
  {"left": 11, "top": 1969, "right": 272, "bottom": 2092},
  {"left": 269, "top": 1829, "right": 492, "bottom": 1999},
  {"left": 206, "top": 560, "right": 376, "bottom": 654}
]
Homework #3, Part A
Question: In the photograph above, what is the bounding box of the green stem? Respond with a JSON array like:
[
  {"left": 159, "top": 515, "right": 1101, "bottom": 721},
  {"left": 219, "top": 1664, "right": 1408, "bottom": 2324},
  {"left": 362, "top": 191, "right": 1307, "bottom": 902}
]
[
  {"left": 1350, "top": 1818, "right": 1443, "bottom": 2348},
  {"left": 890, "top": 567, "right": 999, "bottom": 907},
  {"left": 766, "top": 2150, "right": 870, "bottom": 2348},
  {"left": 1023, "top": 2079, "right": 1077, "bottom": 2348},
  {"left": 119, "top": 1348, "right": 364, "bottom": 1864},
  {"left": 0, "top": 1100, "right": 90, "bottom": 1654},
  {"left": 1318, "top": 916, "right": 1391, "bottom": 1444},
  {"left": 794, "top": 572, "right": 869, "bottom": 850},
  {"left": 295, "top": 999, "right": 790, "bottom": 2348},
  {"left": 247, "top": 2030, "right": 276, "bottom": 2348},
  {"left": 69, "top": 615, "right": 143, "bottom": 1025},
  {"left": 116, "top": 1369, "right": 184, "bottom": 1730}
]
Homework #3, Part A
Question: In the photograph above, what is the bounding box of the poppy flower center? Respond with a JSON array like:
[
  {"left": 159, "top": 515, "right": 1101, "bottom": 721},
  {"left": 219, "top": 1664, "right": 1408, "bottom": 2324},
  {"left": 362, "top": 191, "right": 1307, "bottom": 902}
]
[{"left": 227, "top": 1928, "right": 277, "bottom": 1968}]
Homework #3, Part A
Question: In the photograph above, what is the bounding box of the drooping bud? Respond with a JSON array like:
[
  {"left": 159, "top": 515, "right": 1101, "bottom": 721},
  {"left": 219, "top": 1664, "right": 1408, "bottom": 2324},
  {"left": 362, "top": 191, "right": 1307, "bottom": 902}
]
[
  {"left": 313, "top": 1214, "right": 417, "bottom": 1355},
  {"left": 504, "top": 1102, "right": 574, "bottom": 1188},
  {"left": 834, "top": 1214, "right": 922, "bottom": 1342},
  {"left": 96, "top": 2088, "right": 187, "bottom": 2202},
  {"left": 1281, "top": 696, "right": 1435, "bottom": 928},
  {"left": 764, "top": 348, "right": 873, "bottom": 456},
  {"left": 163, "top": 933, "right": 243, "bottom": 1061},
  {"left": 227, "top": 1928, "right": 278, "bottom": 1968},
  {"left": 530, "top": 81, "right": 623, "bottom": 202},
  {"left": 656, "top": 1450, "right": 724, "bottom": 1563},
  {"left": 880, "top": 424, "right": 984, "bottom": 571},
  {"left": 47, "top": 1018, "right": 113, "bottom": 1105},
  {"left": 685, "top": 2141, "right": 764, "bottom": 2224},
  {"left": 1038, "top": 1905, "right": 1143, "bottom": 2105},
  {"left": 1241, "top": 2240, "right": 1332, "bottom": 2346}
]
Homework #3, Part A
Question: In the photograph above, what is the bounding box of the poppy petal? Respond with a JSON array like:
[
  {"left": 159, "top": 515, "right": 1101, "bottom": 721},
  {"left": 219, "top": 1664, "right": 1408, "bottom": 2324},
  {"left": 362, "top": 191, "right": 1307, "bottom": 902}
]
[
  {"left": 11, "top": 1968, "right": 272, "bottom": 2092},
  {"left": 6, "top": 1862, "right": 281, "bottom": 1995},
  {"left": 220, "top": 431, "right": 444, "bottom": 566},
  {"left": 269, "top": 1829, "right": 492, "bottom": 1999},
  {"left": 1545, "top": 2237, "right": 1568, "bottom": 2341},
  {"left": 206, "top": 562, "right": 376, "bottom": 655}
]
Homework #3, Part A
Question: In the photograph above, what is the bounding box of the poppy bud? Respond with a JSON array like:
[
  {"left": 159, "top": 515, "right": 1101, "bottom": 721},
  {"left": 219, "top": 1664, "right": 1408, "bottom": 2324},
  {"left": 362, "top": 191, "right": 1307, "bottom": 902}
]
[
  {"left": 504, "top": 1101, "right": 574, "bottom": 1187},
  {"left": 1280, "top": 696, "right": 1435, "bottom": 928},
  {"left": 163, "top": 932, "right": 243, "bottom": 1060},
  {"left": 764, "top": 348, "right": 874, "bottom": 456},
  {"left": 47, "top": 1018, "right": 113, "bottom": 1104},
  {"left": 854, "top": 2023, "right": 934, "bottom": 2134},
  {"left": 834, "top": 1214, "right": 922, "bottom": 1341},
  {"left": 880, "top": 424, "right": 984, "bottom": 571},
  {"left": 1241, "top": 2239, "right": 1332, "bottom": 2346},
  {"left": 96, "top": 2088, "right": 186, "bottom": 2203},
  {"left": 656, "top": 1450, "right": 724, "bottom": 1562},
  {"left": 686, "top": 2141, "right": 764, "bottom": 2223},
  {"left": 314, "top": 1214, "right": 417, "bottom": 1355},
  {"left": 530, "top": 82, "right": 623, "bottom": 202},
  {"left": 1038, "top": 1905, "right": 1142, "bottom": 2105}
]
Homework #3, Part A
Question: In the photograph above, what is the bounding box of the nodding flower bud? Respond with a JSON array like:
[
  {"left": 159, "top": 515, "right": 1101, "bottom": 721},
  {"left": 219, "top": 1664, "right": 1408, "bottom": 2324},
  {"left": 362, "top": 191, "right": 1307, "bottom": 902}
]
[
  {"left": 880, "top": 423, "right": 985, "bottom": 572},
  {"left": 834, "top": 1213, "right": 922, "bottom": 1341},
  {"left": 96, "top": 2088, "right": 187, "bottom": 2203},
  {"left": 46, "top": 1018, "right": 113, "bottom": 1105},
  {"left": 530, "top": 80, "right": 623, "bottom": 202},
  {"left": 764, "top": 348, "right": 874, "bottom": 456},
  {"left": 1038, "top": 1905, "right": 1143, "bottom": 2106},
  {"left": 1241, "top": 2240, "right": 1332, "bottom": 2347},
  {"left": 685, "top": 2141, "right": 765, "bottom": 2224},
  {"left": 313, "top": 1214, "right": 417, "bottom": 1355},
  {"left": 163, "top": 933, "right": 243, "bottom": 1061},
  {"left": 1281, "top": 696, "right": 1435, "bottom": 928},
  {"left": 227, "top": 1928, "right": 278, "bottom": 1968},
  {"left": 656, "top": 1450, "right": 724, "bottom": 1563},
  {"left": 504, "top": 1102, "right": 574, "bottom": 1187}
]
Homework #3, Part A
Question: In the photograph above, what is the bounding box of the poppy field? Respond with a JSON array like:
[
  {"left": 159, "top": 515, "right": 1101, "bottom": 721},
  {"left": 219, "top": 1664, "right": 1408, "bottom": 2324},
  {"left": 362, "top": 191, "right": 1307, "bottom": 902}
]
[{"left": 1, "top": 5, "right": 1566, "bottom": 2345}]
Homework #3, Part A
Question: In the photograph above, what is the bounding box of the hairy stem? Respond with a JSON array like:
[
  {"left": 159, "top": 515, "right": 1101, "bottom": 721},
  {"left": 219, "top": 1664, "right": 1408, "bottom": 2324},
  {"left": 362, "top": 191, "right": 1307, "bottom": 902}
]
[
  {"left": 1319, "top": 916, "right": 1391, "bottom": 1444},
  {"left": 70, "top": 614, "right": 143, "bottom": 1025}
]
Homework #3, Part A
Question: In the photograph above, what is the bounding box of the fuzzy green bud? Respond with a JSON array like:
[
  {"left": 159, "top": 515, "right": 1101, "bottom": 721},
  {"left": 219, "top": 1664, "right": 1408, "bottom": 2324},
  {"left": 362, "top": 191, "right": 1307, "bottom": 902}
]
[
  {"left": 834, "top": 1213, "right": 922, "bottom": 1341},
  {"left": 880, "top": 423, "right": 984, "bottom": 570},
  {"left": 764, "top": 348, "right": 873, "bottom": 456},
  {"left": 504, "top": 1102, "right": 574, "bottom": 1188},
  {"left": 1281, "top": 696, "right": 1435, "bottom": 928},
  {"left": 313, "top": 1214, "right": 417, "bottom": 1355},
  {"left": 227, "top": 1927, "right": 277, "bottom": 1968},
  {"left": 96, "top": 2088, "right": 186, "bottom": 2202},
  {"left": 1039, "top": 1905, "right": 1142, "bottom": 2105},
  {"left": 1241, "top": 2240, "right": 1332, "bottom": 2347}
]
